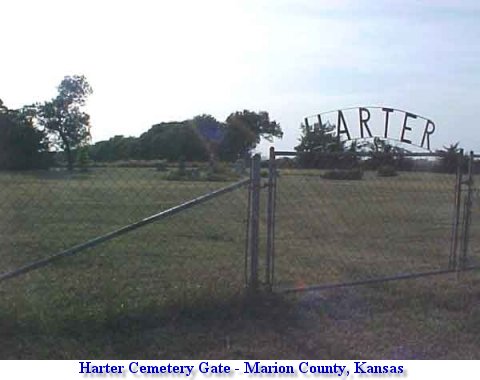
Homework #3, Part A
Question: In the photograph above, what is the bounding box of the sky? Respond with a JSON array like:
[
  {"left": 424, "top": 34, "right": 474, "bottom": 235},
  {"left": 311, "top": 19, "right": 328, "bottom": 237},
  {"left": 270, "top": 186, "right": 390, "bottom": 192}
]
[{"left": 1, "top": 0, "right": 479, "bottom": 155}]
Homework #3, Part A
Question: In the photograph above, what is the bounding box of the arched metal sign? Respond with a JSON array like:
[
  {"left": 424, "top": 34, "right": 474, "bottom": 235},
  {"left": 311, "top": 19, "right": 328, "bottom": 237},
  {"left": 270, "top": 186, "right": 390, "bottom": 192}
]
[{"left": 304, "top": 106, "right": 436, "bottom": 151}]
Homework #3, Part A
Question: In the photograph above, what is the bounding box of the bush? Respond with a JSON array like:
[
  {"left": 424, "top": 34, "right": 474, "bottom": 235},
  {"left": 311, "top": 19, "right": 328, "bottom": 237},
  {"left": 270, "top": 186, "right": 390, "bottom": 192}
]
[
  {"left": 100, "top": 160, "right": 164, "bottom": 168},
  {"left": 0, "top": 112, "right": 49, "bottom": 170},
  {"left": 164, "top": 168, "right": 199, "bottom": 181},
  {"left": 205, "top": 172, "right": 233, "bottom": 182},
  {"left": 205, "top": 162, "right": 238, "bottom": 181},
  {"left": 377, "top": 165, "right": 397, "bottom": 177},
  {"left": 322, "top": 169, "right": 363, "bottom": 180},
  {"left": 164, "top": 162, "right": 240, "bottom": 182},
  {"left": 155, "top": 160, "right": 168, "bottom": 171},
  {"left": 76, "top": 147, "right": 90, "bottom": 172},
  {"left": 276, "top": 157, "right": 296, "bottom": 169}
]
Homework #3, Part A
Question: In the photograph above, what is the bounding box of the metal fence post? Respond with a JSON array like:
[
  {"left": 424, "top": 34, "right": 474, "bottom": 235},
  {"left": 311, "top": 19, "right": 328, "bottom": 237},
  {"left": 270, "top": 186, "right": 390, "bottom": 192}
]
[
  {"left": 248, "top": 154, "right": 261, "bottom": 292},
  {"left": 460, "top": 151, "right": 474, "bottom": 269},
  {"left": 449, "top": 149, "right": 464, "bottom": 271},
  {"left": 266, "top": 147, "right": 277, "bottom": 291}
]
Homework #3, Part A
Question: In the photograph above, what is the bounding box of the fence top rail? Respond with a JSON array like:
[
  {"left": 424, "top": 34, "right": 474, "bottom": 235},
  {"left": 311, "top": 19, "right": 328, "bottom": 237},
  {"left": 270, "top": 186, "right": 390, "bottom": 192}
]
[{"left": 274, "top": 150, "right": 448, "bottom": 158}]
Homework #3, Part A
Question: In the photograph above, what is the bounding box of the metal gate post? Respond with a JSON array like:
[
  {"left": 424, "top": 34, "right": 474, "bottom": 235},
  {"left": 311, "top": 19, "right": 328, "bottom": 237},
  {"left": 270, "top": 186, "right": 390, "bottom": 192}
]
[
  {"left": 450, "top": 149, "right": 464, "bottom": 271},
  {"left": 266, "top": 147, "right": 277, "bottom": 291},
  {"left": 460, "top": 151, "right": 474, "bottom": 269},
  {"left": 247, "top": 154, "right": 261, "bottom": 292}
]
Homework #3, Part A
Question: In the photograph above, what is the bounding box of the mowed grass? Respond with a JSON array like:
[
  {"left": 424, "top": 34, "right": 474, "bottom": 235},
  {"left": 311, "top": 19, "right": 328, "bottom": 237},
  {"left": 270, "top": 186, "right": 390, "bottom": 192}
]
[
  {"left": 0, "top": 167, "right": 479, "bottom": 358},
  {"left": 274, "top": 170, "right": 464, "bottom": 286}
]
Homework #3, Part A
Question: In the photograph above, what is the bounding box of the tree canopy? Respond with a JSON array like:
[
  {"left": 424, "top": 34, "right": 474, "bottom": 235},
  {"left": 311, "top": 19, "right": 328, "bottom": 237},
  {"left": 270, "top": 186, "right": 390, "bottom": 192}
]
[
  {"left": 295, "top": 122, "right": 344, "bottom": 154},
  {"left": 0, "top": 100, "right": 49, "bottom": 170},
  {"left": 437, "top": 142, "right": 466, "bottom": 173},
  {"left": 2, "top": 79, "right": 283, "bottom": 169},
  {"left": 35, "top": 75, "right": 93, "bottom": 171},
  {"left": 88, "top": 110, "right": 282, "bottom": 163},
  {"left": 139, "top": 121, "right": 209, "bottom": 161},
  {"left": 221, "top": 110, "right": 282, "bottom": 161},
  {"left": 295, "top": 122, "right": 350, "bottom": 168}
]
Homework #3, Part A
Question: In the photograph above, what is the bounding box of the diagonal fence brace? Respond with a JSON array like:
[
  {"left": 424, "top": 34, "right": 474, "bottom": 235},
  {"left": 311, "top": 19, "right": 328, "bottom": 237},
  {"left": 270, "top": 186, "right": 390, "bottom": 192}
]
[{"left": 0, "top": 178, "right": 251, "bottom": 284}]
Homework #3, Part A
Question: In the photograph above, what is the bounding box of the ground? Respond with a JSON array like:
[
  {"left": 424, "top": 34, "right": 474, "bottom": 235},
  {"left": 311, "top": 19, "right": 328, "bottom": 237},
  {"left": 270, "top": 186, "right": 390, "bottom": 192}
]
[{"left": 0, "top": 167, "right": 479, "bottom": 358}]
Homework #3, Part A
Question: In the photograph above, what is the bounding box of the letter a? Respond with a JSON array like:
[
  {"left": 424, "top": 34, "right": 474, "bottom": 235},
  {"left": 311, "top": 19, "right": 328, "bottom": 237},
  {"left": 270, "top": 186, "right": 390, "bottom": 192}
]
[{"left": 337, "top": 110, "right": 351, "bottom": 140}]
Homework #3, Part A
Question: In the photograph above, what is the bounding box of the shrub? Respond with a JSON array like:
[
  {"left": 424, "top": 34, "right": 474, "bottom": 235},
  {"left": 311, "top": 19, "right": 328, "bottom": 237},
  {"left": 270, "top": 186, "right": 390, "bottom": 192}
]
[
  {"left": 322, "top": 169, "right": 363, "bottom": 180},
  {"left": 164, "top": 162, "right": 240, "bottom": 182},
  {"left": 155, "top": 160, "right": 168, "bottom": 171},
  {"left": 105, "top": 160, "right": 163, "bottom": 168},
  {"left": 377, "top": 165, "right": 397, "bottom": 177},
  {"left": 178, "top": 156, "right": 186, "bottom": 176},
  {"left": 205, "top": 172, "right": 233, "bottom": 182},
  {"left": 164, "top": 170, "right": 185, "bottom": 181},
  {"left": 276, "top": 157, "right": 296, "bottom": 169},
  {"left": 205, "top": 163, "right": 238, "bottom": 181},
  {"left": 76, "top": 147, "right": 90, "bottom": 172}
]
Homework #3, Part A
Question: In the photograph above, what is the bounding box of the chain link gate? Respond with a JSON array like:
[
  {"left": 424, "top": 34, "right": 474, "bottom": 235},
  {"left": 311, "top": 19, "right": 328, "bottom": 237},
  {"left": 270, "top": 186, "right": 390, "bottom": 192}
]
[
  {"left": 246, "top": 148, "right": 480, "bottom": 293},
  {"left": 466, "top": 152, "right": 480, "bottom": 268}
]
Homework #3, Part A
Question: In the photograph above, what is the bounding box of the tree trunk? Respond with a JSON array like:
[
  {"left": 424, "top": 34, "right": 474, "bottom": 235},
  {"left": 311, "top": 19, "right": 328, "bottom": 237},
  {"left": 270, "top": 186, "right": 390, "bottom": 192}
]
[
  {"left": 58, "top": 130, "right": 73, "bottom": 172},
  {"left": 64, "top": 142, "right": 73, "bottom": 172}
]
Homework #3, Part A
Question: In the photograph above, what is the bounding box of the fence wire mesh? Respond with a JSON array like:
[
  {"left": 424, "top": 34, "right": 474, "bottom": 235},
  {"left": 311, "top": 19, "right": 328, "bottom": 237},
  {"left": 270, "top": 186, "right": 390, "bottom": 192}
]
[
  {"left": 0, "top": 165, "right": 249, "bottom": 339},
  {"left": 467, "top": 159, "right": 480, "bottom": 267},
  {"left": 272, "top": 153, "right": 457, "bottom": 289}
]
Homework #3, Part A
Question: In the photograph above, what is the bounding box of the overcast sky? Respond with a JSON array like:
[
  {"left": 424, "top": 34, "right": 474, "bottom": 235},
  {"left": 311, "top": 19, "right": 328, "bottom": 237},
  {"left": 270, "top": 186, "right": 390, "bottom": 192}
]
[{"left": 1, "top": 0, "right": 479, "bottom": 154}]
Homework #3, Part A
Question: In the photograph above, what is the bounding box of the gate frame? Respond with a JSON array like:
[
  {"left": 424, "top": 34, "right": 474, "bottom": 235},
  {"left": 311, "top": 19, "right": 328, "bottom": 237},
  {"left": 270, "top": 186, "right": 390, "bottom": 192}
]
[
  {"left": 264, "top": 147, "right": 478, "bottom": 293},
  {"left": 460, "top": 151, "right": 475, "bottom": 270},
  {"left": 246, "top": 154, "right": 261, "bottom": 292},
  {"left": 265, "top": 147, "right": 277, "bottom": 291}
]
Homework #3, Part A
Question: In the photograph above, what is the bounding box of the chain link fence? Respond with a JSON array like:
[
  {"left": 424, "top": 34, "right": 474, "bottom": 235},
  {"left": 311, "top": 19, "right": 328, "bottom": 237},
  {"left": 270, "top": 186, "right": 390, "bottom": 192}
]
[
  {"left": 2, "top": 150, "right": 480, "bottom": 358},
  {"left": 2, "top": 154, "right": 479, "bottom": 295},
  {"left": 0, "top": 164, "right": 250, "bottom": 342},
  {"left": 466, "top": 156, "right": 480, "bottom": 267},
  {"left": 269, "top": 151, "right": 461, "bottom": 290}
]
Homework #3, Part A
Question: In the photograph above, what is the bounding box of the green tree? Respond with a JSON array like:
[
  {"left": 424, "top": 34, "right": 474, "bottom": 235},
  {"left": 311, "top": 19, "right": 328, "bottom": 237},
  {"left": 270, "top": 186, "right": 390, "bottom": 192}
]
[
  {"left": 76, "top": 146, "right": 90, "bottom": 172},
  {"left": 89, "top": 135, "right": 140, "bottom": 162},
  {"left": 220, "top": 110, "right": 282, "bottom": 161},
  {"left": 191, "top": 114, "right": 225, "bottom": 164},
  {"left": 218, "top": 121, "right": 256, "bottom": 162},
  {"left": 139, "top": 121, "right": 209, "bottom": 161},
  {"left": 36, "top": 75, "right": 93, "bottom": 171},
  {"left": 437, "top": 143, "right": 464, "bottom": 174},
  {"left": 362, "top": 137, "right": 407, "bottom": 169},
  {"left": 295, "top": 122, "right": 350, "bottom": 168},
  {"left": 0, "top": 100, "right": 49, "bottom": 170},
  {"left": 296, "top": 122, "right": 344, "bottom": 153}
]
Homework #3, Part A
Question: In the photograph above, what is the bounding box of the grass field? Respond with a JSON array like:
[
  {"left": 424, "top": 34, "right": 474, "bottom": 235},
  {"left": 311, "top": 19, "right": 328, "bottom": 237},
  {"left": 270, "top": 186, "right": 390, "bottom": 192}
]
[
  {"left": 0, "top": 167, "right": 479, "bottom": 358},
  {"left": 274, "top": 170, "right": 464, "bottom": 286}
]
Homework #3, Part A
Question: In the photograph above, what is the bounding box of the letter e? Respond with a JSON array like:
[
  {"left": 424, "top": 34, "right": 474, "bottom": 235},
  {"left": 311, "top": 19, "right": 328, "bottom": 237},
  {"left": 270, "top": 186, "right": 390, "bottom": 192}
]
[{"left": 401, "top": 112, "right": 416, "bottom": 144}]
